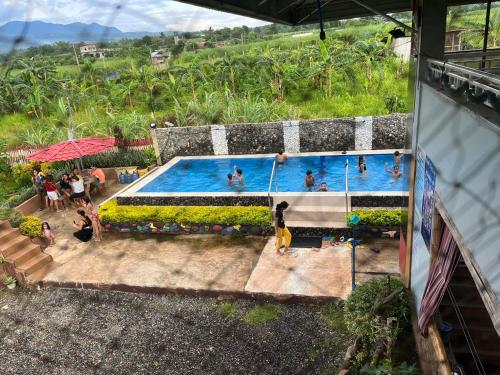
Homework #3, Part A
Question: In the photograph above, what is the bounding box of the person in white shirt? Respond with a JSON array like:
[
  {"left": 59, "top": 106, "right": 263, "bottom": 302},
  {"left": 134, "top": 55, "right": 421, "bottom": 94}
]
[{"left": 69, "top": 175, "right": 85, "bottom": 205}]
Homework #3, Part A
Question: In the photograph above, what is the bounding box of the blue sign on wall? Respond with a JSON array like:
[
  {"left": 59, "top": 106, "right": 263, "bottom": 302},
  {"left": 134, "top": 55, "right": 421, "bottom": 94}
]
[{"left": 421, "top": 156, "right": 436, "bottom": 250}]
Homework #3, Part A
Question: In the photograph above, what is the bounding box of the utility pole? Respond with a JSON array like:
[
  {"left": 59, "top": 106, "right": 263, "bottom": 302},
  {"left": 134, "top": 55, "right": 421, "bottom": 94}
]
[{"left": 72, "top": 43, "right": 81, "bottom": 72}]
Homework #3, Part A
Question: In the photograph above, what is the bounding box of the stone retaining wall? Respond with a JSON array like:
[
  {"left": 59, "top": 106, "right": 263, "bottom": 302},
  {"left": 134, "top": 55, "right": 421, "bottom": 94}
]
[
  {"left": 351, "top": 195, "right": 409, "bottom": 208},
  {"left": 155, "top": 114, "right": 409, "bottom": 163},
  {"left": 102, "top": 221, "right": 273, "bottom": 236},
  {"left": 117, "top": 195, "right": 271, "bottom": 207}
]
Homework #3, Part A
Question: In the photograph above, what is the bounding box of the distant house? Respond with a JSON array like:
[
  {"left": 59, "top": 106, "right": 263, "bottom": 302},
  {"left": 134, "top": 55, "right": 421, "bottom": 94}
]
[
  {"left": 79, "top": 42, "right": 97, "bottom": 55},
  {"left": 445, "top": 30, "right": 463, "bottom": 53},
  {"left": 150, "top": 50, "right": 169, "bottom": 68},
  {"left": 79, "top": 42, "right": 112, "bottom": 58}
]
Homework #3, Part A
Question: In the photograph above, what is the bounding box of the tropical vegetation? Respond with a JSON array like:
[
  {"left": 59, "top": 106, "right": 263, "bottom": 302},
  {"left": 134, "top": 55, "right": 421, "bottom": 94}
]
[{"left": 0, "top": 17, "right": 414, "bottom": 148}]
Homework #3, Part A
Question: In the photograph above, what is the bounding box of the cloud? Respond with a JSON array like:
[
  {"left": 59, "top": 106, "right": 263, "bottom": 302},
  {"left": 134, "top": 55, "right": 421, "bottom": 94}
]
[{"left": 0, "top": 0, "right": 269, "bottom": 31}]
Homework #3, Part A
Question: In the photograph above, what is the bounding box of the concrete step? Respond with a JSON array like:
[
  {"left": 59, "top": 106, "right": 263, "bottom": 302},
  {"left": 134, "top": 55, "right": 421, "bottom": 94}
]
[
  {"left": 9, "top": 244, "right": 41, "bottom": 266},
  {"left": 279, "top": 210, "right": 346, "bottom": 223},
  {"left": 18, "top": 253, "right": 52, "bottom": 276},
  {"left": 1, "top": 236, "right": 32, "bottom": 257},
  {"left": 26, "top": 262, "right": 58, "bottom": 284},
  {"left": 286, "top": 220, "right": 347, "bottom": 228},
  {"left": 0, "top": 220, "right": 11, "bottom": 231},
  {"left": 0, "top": 227, "right": 20, "bottom": 243},
  {"left": 273, "top": 194, "right": 349, "bottom": 208}
]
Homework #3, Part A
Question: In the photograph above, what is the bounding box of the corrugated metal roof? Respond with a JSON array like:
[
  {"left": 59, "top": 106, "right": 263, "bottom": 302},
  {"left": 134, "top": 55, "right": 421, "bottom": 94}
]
[{"left": 175, "top": 0, "right": 484, "bottom": 25}]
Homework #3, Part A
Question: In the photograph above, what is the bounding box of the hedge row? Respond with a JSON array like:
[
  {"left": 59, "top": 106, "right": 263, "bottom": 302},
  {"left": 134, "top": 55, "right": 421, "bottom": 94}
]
[
  {"left": 99, "top": 200, "right": 272, "bottom": 226},
  {"left": 347, "top": 209, "right": 408, "bottom": 226}
]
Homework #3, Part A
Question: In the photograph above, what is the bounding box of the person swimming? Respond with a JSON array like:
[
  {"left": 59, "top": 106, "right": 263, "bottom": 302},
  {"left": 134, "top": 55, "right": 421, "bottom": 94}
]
[
  {"left": 304, "top": 170, "right": 316, "bottom": 189},
  {"left": 385, "top": 162, "right": 401, "bottom": 181},
  {"left": 358, "top": 156, "right": 367, "bottom": 177},
  {"left": 317, "top": 182, "right": 330, "bottom": 192},
  {"left": 233, "top": 165, "right": 244, "bottom": 183},
  {"left": 394, "top": 151, "right": 402, "bottom": 165},
  {"left": 227, "top": 173, "right": 234, "bottom": 185},
  {"left": 276, "top": 151, "right": 287, "bottom": 164}
]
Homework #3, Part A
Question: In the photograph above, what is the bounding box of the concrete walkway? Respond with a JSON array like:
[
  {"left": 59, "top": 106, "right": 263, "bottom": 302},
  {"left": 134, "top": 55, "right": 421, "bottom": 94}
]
[
  {"left": 34, "top": 184, "right": 400, "bottom": 300},
  {"left": 245, "top": 240, "right": 353, "bottom": 299}
]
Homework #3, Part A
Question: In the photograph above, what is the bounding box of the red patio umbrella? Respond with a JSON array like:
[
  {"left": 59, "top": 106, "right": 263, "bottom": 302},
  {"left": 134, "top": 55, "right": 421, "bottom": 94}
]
[{"left": 27, "top": 137, "right": 115, "bottom": 163}]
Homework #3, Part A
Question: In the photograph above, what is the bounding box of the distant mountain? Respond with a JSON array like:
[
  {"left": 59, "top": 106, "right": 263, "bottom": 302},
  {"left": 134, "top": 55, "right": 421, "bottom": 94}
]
[{"left": 0, "top": 20, "right": 171, "bottom": 52}]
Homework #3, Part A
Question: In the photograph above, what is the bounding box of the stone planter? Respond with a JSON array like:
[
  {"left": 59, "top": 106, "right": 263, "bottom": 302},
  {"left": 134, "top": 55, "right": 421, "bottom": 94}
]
[{"left": 102, "top": 221, "right": 273, "bottom": 236}]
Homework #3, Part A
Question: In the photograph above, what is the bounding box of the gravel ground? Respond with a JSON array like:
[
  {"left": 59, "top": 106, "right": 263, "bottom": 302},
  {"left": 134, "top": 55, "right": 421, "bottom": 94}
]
[{"left": 0, "top": 288, "right": 349, "bottom": 375}]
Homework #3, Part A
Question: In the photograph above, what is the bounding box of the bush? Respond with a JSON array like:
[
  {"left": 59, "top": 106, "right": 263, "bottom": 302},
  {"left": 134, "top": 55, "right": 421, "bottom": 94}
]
[
  {"left": 3, "top": 186, "right": 36, "bottom": 208},
  {"left": 347, "top": 209, "right": 407, "bottom": 227},
  {"left": 99, "top": 200, "right": 272, "bottom": 226},
  {"left": 344, "top": 278, "right": 410, "bottom": 368},
  {"left": 0, "top": 207, "right": 11, "bottom": 220},
  {"left": 8, "top": 210, "right": 23, "bottom": 228},
  {"left": 19, "top": 216, "right": 43, "bottom": 238},
  {"left": 81, "top": 148, "right": 156, "bottom": 169}
]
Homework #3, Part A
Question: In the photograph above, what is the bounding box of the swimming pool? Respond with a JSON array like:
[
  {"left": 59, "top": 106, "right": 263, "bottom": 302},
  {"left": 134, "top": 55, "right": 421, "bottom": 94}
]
[{"left": 135, "top": 152, "right": 409, "bottom": 193}]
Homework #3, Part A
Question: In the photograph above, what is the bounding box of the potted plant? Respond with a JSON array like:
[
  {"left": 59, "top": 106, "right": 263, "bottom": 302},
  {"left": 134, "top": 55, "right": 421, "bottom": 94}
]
[{"left": 3, "top": 276, "right": 16, "bottom": 290}]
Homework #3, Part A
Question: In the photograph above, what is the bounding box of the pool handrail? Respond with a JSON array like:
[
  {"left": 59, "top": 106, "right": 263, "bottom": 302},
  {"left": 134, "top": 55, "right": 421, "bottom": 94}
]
[
  {"left": 345, "top": 159, "right": 349, "bottom": 218},
  {"left": 268, "top": 160, "right": 277, "bottom": 210}
]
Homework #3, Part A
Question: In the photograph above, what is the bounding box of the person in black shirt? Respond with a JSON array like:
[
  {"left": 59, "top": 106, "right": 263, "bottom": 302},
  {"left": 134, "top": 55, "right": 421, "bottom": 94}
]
[{"left": 275, "top": 201, "right": 292, "bottom": 255}]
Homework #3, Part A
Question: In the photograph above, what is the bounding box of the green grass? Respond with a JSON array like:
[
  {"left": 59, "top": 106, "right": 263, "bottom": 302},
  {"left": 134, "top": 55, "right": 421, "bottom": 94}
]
[
  {"left": 0, "top": 113, "right": 33, "bottom": 147},
  {"left": 242, "top": 304, "right": 282, "bottom": 325},
  {"left": 218, "top": 302, "right": 238, "bottom": 317},
  {"left": 320, "top": 302, "right": 347, "bottom": 332}
]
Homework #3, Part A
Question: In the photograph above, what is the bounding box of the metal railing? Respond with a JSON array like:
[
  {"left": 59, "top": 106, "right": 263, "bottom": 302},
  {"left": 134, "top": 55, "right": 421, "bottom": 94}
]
[
  {"left": 345, "top": 159, "right": 349, "bottom": 219},
  {"left": 267, "top": 160, "right": 277, "bottom": 210},
  {"left": 427, "top": 58, "right": 500, "bottom": 114}
]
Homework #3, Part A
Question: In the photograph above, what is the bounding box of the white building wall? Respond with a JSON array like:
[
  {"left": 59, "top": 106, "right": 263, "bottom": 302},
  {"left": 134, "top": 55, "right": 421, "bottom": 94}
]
[
  {"left": 412, "top": 83, "right": 500, "bottom": 311},
  {"left": 391, "top": 37, "right": 411, "bottom": 62}
]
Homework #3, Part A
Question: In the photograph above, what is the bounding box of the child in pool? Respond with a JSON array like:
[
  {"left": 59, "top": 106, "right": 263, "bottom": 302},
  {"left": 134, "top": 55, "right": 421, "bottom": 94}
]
[
  {"left": 385, "top": 162, "right": 401, "bottom": 181},
  {"left": 304, "top": 170, "right": 316, "bottom": 189},
  {"left": 233, "top": 165, "right": 244, "bottom": 183},
  {"left": 358, "top": 155, "right": 367, "bottom": 177},
  {"left": 42, "top": 222, "right": 55, "bottom": 246}
]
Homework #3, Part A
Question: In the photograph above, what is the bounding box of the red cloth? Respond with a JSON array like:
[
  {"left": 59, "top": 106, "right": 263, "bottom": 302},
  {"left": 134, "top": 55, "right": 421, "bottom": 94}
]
[
  {"left": 418, "top": 226, "right": 460, "bottom": 335},
  {"left": 28, "top": 137, "right": 115, "bottom": 162},
  {"left": 44, "top": 182, "right": 57, "bottom": 192}
]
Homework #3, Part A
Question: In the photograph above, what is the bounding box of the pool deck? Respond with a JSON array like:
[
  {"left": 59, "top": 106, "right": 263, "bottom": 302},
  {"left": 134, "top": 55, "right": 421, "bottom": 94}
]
[
  {"left": 33, "top": 180, "right": 400, "bottom": 300},
  {"left": 37, "top": 223, "right": 399, "bottom": 301}
]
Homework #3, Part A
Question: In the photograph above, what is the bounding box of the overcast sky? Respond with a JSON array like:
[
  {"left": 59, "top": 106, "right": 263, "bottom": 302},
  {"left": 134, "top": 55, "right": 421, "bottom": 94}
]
[{"left": 0, "top": 0, "right": 268, "bottom": 31}]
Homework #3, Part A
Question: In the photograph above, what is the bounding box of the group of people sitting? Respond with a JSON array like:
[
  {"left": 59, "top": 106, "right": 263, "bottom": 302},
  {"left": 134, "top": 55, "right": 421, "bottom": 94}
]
[{"left": 32, "top": 167, "right": 106, "bottom": 212}]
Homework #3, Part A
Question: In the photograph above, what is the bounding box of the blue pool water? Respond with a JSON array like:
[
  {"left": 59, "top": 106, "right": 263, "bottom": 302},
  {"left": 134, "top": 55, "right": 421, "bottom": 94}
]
[{"left": 139, "top": 154, "right": 409, "bottom": 193}]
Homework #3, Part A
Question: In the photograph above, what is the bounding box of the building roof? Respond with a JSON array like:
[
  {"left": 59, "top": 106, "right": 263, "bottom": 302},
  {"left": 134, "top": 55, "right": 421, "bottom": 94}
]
[{"left": 175, "top": 0, "right": 484, "bottom": 25}]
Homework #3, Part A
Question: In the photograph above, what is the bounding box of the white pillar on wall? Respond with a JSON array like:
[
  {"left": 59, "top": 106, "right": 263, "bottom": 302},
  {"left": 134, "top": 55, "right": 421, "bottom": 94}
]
[
  {"left": 354, "top": 116, "right": 373, "bottom": 151},
  {"left": 210, "top": 125, "right": 228, "bottom": 155},
  {"left": 283, "top": 120, "right": 300, "bottom": 153}
]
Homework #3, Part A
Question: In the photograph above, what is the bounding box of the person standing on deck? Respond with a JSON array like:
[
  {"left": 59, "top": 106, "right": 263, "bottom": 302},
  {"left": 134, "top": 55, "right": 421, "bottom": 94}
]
[{"left": 275, "top": 201, "right": 292, "bottom": 255}]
